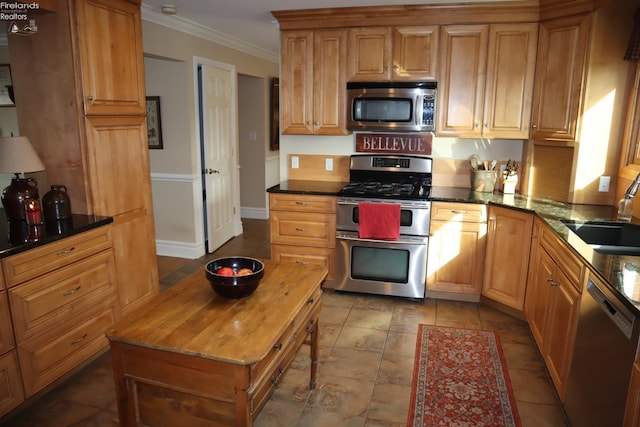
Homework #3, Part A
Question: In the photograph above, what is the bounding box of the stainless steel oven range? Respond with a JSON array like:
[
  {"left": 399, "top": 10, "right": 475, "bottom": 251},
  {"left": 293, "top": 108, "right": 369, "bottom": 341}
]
[{"left": 333, "top": 154, "right": 432, "bottom": 299}]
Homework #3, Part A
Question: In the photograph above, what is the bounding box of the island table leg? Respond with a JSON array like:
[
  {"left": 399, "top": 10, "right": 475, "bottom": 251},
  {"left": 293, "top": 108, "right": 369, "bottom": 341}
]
[{"left": 309, "top": 314, "right": 319, "bottom": 389}]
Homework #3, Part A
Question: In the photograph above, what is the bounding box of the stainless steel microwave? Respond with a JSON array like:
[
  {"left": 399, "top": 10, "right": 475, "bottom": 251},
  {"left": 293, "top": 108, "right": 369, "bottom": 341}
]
[{"left": 346, "top": 81, "right": 437, "bottom": 132}]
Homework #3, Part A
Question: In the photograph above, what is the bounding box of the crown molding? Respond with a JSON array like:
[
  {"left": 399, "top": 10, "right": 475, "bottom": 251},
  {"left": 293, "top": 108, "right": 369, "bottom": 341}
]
[{"left": 141, "top": 5, "right": 278, "bottom": 64}]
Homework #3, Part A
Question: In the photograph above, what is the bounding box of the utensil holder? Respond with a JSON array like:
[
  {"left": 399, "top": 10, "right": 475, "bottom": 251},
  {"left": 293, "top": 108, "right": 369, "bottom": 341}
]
[
  {"left": 471, "top": 170, "right": 497, "bottom": 193},
  {"left": 502, "top": 175, "right": 518, "bottom": 194}
]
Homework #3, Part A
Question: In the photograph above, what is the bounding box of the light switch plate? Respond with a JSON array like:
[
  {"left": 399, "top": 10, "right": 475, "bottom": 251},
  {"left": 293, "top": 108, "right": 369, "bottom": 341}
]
[
  {"left": 291, "top": 156, "right": 299, "bottom": 169},
  {"left": 598, "top": 176, "right": 610, "bottom": 192},
  {"left": 325, "top": 158, "right": 333, "bottom": 171}
]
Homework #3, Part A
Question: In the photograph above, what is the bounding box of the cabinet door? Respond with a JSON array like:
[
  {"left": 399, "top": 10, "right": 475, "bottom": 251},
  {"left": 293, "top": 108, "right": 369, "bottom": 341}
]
[
  {"left": 544, "top": 266, "right": 580, "bottom": 401},
  {"left": 526, "top": 246, "right": 555, "bottom": 350},
  {"left": 392, "top": 26, "right": 438, "bottom": 81},
  {"left": 427, "top": 219, "right": 486, "bottom": 295},
  {"left": 84, "top": 116, "right": 159, "bottom": 315},
  {"left": 0, "top": 351, "right": 24, "bottom": 416},
  {"left": 482, "top": 206, "right": 533, "bottom": 310},
  {"left": 437, "top": 25, "right": 488, "bottom": 137},
  {"left": 280, "top": 31, "right": 314, "bottom": 135},
  {"left": 313, "top": 29, "right": 349, "bottom": 135},
  {"left": 530, "top": 14, "right": 589, "bottom": 141},
  {"left": 483, "top": 23, "right": 538, "bottom": 139},
  {"left": 624, "top": 362, "right": 640, "bottom": 427},
  {"left": 75, "top": 0, "right": 146, "bottom": 115},
  {"left": 348, "top": 27, "right": 392, "bottom": 81}
]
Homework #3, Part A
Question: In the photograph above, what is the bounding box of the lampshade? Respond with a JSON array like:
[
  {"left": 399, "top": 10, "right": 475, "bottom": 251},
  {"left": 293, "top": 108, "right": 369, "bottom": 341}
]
[{"left": 0, "top": 136, "right": 45, "bottom": 174}]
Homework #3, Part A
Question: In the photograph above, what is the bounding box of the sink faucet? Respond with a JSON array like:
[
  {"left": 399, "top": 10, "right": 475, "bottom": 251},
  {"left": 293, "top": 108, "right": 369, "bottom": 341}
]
[{"left": 618, "top": 172, "right": 640, "bottom": 222}]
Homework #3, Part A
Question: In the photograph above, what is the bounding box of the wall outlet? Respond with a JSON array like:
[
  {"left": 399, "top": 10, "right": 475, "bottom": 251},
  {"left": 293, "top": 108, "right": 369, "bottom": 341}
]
[
  {"left": 598, "top": 176, "right": 610, "bottom": 192},
  {"left": 291, "top": 156, "right": 299, "bottom": 169},
  {"left": 325, "top": 158, "right": 333, "bottom": 171}
]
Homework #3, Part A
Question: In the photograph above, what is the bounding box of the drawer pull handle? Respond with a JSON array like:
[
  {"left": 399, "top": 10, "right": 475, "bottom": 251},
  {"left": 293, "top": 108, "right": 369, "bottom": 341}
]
[
  {"left": 306, "top": 319, "right": 316, "bottom": 334},
  {"left": 306, "top": 297, "right": 314, "bottom": 304},
  {"left": 296, "top": 260, "right": 310, "bottom": 265},
  {"left": 271, "top": 367, "right": 284, "bottom": 387},
  {"left": 295, "top": 228, "right": 310, "bottom": 232},
  {"left": 546, "top": 277, "right": 554, "bottom": 282},
  {"left": 56, "top": 246, "right": 76, "bottom": 256},
  {"left": 273, "top": 342, "right": 282, "bottom": 350},
  {"left": 71, "top": 333, "right": 88, "bottom": 345},
  {"left": 63, "top": 286, "right": 82, "bottom": 296},
  {"left": 450, "top": 210, "right": 468, "bottom": 214},
  {"left": 295, "top": 201, "right": 310, "bottom": 206}
]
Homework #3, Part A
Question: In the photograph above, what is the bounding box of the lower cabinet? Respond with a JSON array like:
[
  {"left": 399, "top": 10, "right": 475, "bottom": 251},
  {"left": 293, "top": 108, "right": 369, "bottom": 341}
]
[
  {"left": 625, "top": 361, "right": 640, "bottom": 427},
  {"left": 525, "top": 217, "right": 583, "bottom": 401},
  {"left": 0, "top": 225, "right": 118, "bottom": 412},
  {"left": 427, "top": 202, "right": 487, "bottom": 299},
  {"left": 482, "top": 206, "right": 534, "bottom": 310},
  {"left": 269, "top": 193, "right": 336, "bottom": 285}
]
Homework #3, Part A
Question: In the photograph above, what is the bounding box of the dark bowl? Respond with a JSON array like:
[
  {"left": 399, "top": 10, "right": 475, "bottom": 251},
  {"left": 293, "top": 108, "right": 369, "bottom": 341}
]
[{"left": 205, "top": 257, "right": 265, "bottom": 298}]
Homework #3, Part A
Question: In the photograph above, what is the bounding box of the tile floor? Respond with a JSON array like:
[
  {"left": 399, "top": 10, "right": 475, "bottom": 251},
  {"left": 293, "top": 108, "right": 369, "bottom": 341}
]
[{"left": 4, "top": 219, "right": 569, "bottom": 426}]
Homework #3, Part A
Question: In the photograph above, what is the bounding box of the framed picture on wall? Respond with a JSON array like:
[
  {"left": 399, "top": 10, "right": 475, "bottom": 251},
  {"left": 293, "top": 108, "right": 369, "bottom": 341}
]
[
  {"left": 146, "top": 96, "right": 163, "bottom": 149},
  {"left": 270, "top": 77, "right": 279, "bottom": 151}
]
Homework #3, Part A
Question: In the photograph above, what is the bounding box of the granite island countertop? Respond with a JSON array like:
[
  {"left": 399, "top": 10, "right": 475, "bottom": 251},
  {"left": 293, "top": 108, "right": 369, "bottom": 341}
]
[
  {"left": 0, "top": 208, "right": 113, "bottom": 259},
  {"left": 268, "top": 181, "right": 640, "bottom": 313}
]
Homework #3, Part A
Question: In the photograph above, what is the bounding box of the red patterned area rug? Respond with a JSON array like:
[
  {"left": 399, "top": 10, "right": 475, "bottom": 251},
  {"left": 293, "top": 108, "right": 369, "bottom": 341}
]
[{"left": 408, "top": 325, "right": 521, "bottom": 427}]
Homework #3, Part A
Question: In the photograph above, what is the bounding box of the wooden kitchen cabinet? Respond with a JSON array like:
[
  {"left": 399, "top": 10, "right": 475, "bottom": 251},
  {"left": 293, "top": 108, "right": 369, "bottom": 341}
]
[
  {"left": 525, "top": 217, "right": 582, "bottom": 401},
  {"left": 530, "top": 14, "right": 589, "bottom": 141},
  {"left": 0, "top": 290, "right": 23, "bottom": 417},
  {"left": 625, "top": 361, "right": 640, "bottom": 427},
  {"left": 75, "top": 0, "right": 146, "bottom": 116},
  {"left": 269, "top": 193, "right": 336, "bottom": 284},
  {"left": 482, "top": 206, "right": 534, "bottom": 310},
  {"left": 347, "top": 26, "right": 438, "bottom": 82},
  {"left": 8, "top": 0, "right": 159, "bottom": 318},
  {"left": 437, "top": 23, "right": 537, "bottom": 139},
  {"left": 280, "top": 29, "right": 349, "bottom": 135},
  {"left": 427, "top": 202, "right": 487, "bottom": 299},
  {"left": 2, "top": 225, "right": 119, "bottom": 398}
]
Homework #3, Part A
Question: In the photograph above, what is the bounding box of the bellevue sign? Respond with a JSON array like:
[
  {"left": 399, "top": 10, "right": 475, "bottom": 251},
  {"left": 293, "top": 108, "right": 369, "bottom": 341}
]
[{"left": 355, "top": 133, "right": 432, "bottom": 155}]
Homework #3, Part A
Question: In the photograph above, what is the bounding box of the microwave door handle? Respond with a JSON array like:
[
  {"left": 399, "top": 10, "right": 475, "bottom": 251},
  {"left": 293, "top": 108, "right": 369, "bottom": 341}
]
[{"left": 415, "top": 95, "right": 422, "bottom": 128}]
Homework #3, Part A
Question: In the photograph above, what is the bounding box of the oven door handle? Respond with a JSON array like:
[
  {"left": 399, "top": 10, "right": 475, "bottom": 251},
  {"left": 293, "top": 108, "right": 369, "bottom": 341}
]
[{"left": 336, "top": 232, "right": 428, "bottom": 245}]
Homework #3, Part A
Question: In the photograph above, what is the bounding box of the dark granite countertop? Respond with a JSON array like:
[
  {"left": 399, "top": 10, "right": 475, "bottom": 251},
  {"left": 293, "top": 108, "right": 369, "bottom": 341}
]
[
  {"left": 269, "top": 181, "right": 640, "bottom": 313},
  {"left": 0, "top": 208, "right": 113, "bottom": 259}
]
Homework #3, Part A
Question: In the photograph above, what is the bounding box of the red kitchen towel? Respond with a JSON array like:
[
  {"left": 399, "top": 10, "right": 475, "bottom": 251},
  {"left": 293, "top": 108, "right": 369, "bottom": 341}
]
[{"left": 358, "top": 202, "right": 401, "bottom": 240}]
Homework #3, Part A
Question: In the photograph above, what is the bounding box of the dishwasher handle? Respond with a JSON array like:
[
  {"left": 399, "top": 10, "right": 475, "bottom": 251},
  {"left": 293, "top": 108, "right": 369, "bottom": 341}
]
[{"left": 587, "top": 278, "right": 635, "bottom": 339}]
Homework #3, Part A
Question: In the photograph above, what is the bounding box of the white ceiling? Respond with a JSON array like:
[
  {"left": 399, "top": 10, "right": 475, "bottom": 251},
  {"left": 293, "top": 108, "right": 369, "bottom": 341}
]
[{"left": 140, "top": 0, "right": 511, "bottom": 58}]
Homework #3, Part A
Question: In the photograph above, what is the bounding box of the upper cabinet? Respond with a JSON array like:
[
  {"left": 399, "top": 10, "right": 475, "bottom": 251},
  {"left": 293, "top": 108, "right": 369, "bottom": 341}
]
[
  {"left": 347, "top": 26, "right": 438, "bottom": 82},
  {"left": 280, "top": 29, "right": 349, "bottom": 135},
  {"left": 76, "top": 0, "right": 146, "bottom": 116},
  {"left": 437, "top": 23, "right": 538, "bottom": 139},
  {"left": 530, "top": 15, "right": 589, "bottom": 141}
]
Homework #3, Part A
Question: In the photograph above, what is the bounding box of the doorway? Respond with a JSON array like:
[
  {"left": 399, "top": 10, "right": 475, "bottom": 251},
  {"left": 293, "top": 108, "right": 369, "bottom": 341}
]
[{"left": 196, "top": 58, "right": 242, "bottom": 253}]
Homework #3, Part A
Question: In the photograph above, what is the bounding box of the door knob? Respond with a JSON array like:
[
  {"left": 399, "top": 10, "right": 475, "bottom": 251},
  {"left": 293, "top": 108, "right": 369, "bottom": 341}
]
[{"left": 203, "top": 168, "right": 220, "bottom": 174}]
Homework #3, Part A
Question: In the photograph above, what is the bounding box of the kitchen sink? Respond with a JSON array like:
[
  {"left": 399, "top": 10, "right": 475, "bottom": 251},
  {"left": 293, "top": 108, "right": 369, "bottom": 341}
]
[{"left": 561, "top": 220, "right": 640, "bottom": 256}]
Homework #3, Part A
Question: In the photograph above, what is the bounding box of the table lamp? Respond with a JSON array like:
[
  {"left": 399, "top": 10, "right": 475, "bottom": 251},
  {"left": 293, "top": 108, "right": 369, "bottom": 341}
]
[{"left": 0, "top": 136, "right": 45, "bottom": 223}]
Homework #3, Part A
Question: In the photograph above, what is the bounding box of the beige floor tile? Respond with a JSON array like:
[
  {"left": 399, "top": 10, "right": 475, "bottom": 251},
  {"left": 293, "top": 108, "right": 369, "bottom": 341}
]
[
  {"left": 376, "top": 352, "right": 415, "bottom": 387},
  {"left": 384, "top": 329, "right": 418, "bottom": 357},
  {"left": 321, "top": 304, "right": 352, "bottom": 324},
  {"left": 334, "top": 325, "right": 388, "bottom": 352},
  {"left": 345, "top": 307, "right": 394, "bottom": 330},
  {"left": 516, "top": 401, "right": 570, "bottom": 427},
  {"left": 307, "top": 374, "right": 376, "bottom": 417},
  {"left": 509, "top": 368, "right": 560, "bottom": 405},
  {"left": 321, "top": 347, "right": 382, "bottom": 381},
  {"left": 367, "top": 383, "right": 412, "bottom": 424},
  {"left": 297, "top": 407, "right": 367, "bottom": 427}
]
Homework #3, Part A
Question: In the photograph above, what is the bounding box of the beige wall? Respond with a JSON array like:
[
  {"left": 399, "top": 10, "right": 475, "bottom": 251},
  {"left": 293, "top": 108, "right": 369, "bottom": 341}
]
[
  {"left": 141, "top": 20, "right": 278, "bottom": 258},
  {"left": 0, "top": 45, "right": 21, "bottom": 193}
]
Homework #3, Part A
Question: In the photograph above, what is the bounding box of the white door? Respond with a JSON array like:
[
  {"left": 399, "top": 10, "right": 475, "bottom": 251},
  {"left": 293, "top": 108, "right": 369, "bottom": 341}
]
[{"left": 201, "top": 63, "right": 236, "bottom": 252}]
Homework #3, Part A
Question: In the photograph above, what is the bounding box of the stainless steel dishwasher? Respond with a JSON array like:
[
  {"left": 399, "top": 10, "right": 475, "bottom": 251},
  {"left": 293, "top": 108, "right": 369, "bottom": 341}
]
[{"left": 564, "top": 273, "right": 640, "bottom": 427}]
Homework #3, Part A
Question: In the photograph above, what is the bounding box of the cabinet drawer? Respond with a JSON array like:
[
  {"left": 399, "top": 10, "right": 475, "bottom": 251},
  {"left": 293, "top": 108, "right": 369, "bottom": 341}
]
[
  {"left": 9, "top": 250, "right": 117, "bottom": 342},
  {"left": 270, "top": 211, "right": 335, "bottom": 247},
  {"left": 271, "top": 245, "right": 334, "bottom": 281},
  {"left": 430, "top": 202, "right": 487, "bottom": 223},
  {"left": 294, "top": 288, "right": 322, "bottom": 331},
  {"left": 540, "top": 225, "right": 583, "bottom": 291},
  {"left": 250, "top": 322, "right": 295, "bottom": 388},
  {"left": 0, "top": 350, "right": 24, "bottom": 417},
  {"left": 2, "top": 226, "right": 112, "bottom": 288},
  {"left": 18, "top": 308, "right": 116, "bottom": 397},
  {"left": 270, "top": 194, "right": 335, "bottom": 213}
]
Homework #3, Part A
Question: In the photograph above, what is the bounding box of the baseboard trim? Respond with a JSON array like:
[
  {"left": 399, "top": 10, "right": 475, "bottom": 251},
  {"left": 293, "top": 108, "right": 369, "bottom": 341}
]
[
  {"left": 156, "top": 239, "right": 205, "bottom": 259},
  {"left": 241, "top": 207, "right": 268, "bottom": 220}
]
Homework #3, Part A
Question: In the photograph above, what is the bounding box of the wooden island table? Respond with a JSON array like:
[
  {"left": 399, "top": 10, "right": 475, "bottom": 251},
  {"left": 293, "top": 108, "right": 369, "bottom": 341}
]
[{"left": 106, "top": 260, "right": 326, "bottom": 426}]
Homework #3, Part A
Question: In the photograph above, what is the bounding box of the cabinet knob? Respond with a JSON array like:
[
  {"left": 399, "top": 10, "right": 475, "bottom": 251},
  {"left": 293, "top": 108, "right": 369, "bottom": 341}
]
[
  {"left": 393, "top": 65, "right": 399, "bottom": 71},
  {"left": 384, "top": 65, "right": 390, "bottom": 71},
  {"left": 532, "top": 124, "right": 537, "bottom": 129},
  {"left": 87, "top": 96, "right": 93, "bottom": 101},
  {"left": 314, "top": 121, "right": 319, "bottom": 126}
]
